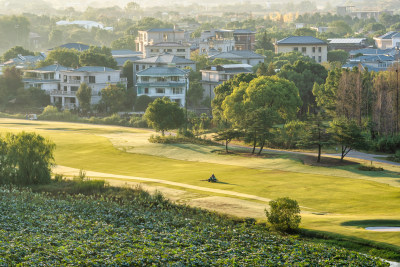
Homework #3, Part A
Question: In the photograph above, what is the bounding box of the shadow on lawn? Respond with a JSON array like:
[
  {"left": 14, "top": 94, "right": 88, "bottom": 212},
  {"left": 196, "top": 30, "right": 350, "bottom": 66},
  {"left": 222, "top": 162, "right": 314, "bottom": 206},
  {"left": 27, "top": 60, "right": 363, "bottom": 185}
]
[{"left": 341, "top": 220, "right": 400, "bottom": 227}]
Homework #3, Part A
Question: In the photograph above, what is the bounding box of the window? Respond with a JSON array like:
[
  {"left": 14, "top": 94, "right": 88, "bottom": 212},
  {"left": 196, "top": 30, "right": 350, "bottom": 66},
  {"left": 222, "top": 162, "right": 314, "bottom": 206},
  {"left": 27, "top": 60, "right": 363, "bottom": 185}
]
[
  {"left": 171, "top": 76, "right": 179, "bottom": 81},
  {"left": 156, "top": 88, "right": 165, "bottom": 94},
  {"left": 136, "top": 65, "right": 139, "bottom": 71},
  {"left": 173, "top": 99, "right": 181, "bottom": 105},
  {"left": 173, "top": 88, "right": 183, "bottom": 94},
  {"left": 312, "top": 56, "right": 315, "bottom": 60},
  {"left": 318, "top": 56, "right": 321, "bottom": 63},
  {"left": 150, "top": 49, "right": 159, "bottom": 52},
  {"left": 177, "top": 49, "right": 186, "bottom": 52},
  {"left": 157, "top": 77, "right": 166, "bottom": 82},
  {"left": 142, "top": 65, "right": 145, "bottom": 70},
  {"left": 142, "top": 76, "right": 149, "bottom": 82},
  {"left": 63, "top": 75, "right": 67, "bottom": 82},
  {"left": 302, "top": 47, "right": 306, "bottom": 53},
  {"left": 318, "top": 47, "right": 322, "bottom": 52},
  {"left": 89, "top": 76, "right": 96, "bottom": 83},
  {"left": 293, "top": 47, "right": 298, "bottom": 51},
  {"left": 63, "top": 86, "right": 67, "bottom": 91},
  {"left": 71, "top": 86, "right": 79, "bottom": 92},
  {"left": 312, "top": 47, "right": 316, "bottom": 53},
  {"left": 145, "top": 88, "right": 149, "bottom": 94},
  {"left": 108, "top": 76, "right": 111, "bottom": 81},
  {"left": 164, "top": 49, "right": 172, "bottom": 52}
]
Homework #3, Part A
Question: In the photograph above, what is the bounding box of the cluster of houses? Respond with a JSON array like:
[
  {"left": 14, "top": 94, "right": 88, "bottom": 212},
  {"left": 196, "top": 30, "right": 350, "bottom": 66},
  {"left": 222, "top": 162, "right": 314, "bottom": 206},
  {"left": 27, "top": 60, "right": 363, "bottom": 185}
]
[{"left": 2, "top": 26, "right": 400, "bottom": 110}]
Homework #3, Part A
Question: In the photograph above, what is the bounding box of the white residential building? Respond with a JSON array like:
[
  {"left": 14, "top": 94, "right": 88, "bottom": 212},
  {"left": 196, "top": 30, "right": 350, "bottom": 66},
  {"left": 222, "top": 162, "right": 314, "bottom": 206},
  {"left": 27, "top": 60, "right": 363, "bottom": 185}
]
[
  {"left": 23, "top": 64, "right": 71, "bottom": 92},
  {"left": 199, "top": 30, "right": 235, "bottom": 55},
  {"left": 135, "top": 28, "right": 186, "bottom": 53},
  {"left": 136, "top": 67, "right": 188, "bottom": 107},
  {"left": 208, "top": 50, "right": 265, "bottom": 66},
  {"left": 200, "top": 64, "right": 253, "bottom": 100},
  {"left": 275, "top": 36, "right": 328, "bottom": 63},
  {"left": 53, "top": 66, "right": 126, "bottom": 109},
  {"left": 143, "top": 42, "right": 191, "bottom": 59}
]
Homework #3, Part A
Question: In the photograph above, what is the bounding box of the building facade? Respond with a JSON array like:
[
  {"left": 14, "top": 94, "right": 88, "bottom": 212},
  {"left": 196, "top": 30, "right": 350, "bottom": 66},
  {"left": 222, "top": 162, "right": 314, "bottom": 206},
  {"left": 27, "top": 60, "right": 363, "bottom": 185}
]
[
  {"left": 54, "top": 66, "right": 126, "bottom": 109},
  {"left": 135, "top": 28, "right": 186, "bottom": 52},
  {"left": 23, "top": 64, "right": 71, "bottom": 92},
  {"left": 199, "top": 30, "right": 235, "bottom": 55},
  {"left": 233, "top": 29, "right": 256, "bottom": 51},
  {"left": 200, "top": 64, "right": 253, "bottom": 101},
  {"left": 136, "top": 67, "right": 188, "bottom": 107},
  {"left": 143, "top": 42, "right": 191, "bottom": 59},
  {"left": 208, "top": 50, "right": 265, "bottom": 66},
  {"left": 275, "top": 36, "right": 328, "bottom": 63}
]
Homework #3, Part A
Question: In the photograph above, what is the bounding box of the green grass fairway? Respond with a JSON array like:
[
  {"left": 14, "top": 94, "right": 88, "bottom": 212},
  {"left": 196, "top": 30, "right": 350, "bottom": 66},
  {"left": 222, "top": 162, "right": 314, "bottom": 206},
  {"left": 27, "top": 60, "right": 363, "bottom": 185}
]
[{"left": 1, "top": 118, "right": 400, "bottom": 251}]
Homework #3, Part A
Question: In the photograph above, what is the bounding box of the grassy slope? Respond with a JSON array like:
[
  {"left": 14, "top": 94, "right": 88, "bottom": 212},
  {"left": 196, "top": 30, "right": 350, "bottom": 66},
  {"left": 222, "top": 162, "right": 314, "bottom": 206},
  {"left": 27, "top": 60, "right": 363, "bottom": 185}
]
[{"left": 1, "top": 118, "right": 400, "bottom": 251}]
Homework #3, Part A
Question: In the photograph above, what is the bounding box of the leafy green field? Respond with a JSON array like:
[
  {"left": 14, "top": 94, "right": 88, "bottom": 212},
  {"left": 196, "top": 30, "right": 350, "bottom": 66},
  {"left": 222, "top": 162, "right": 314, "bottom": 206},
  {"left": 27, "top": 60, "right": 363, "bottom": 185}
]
[
  {"left": 0, "top": 187, "right": 388, "bottom": 266},
  {"left": 1, "top": 118, "right": 400, "bottom": 256}
]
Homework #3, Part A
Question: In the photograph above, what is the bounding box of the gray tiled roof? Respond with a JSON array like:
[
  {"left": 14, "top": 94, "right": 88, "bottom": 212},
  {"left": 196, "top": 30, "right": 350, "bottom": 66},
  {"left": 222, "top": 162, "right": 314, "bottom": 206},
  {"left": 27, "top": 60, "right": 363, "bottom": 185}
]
[
  {"left": 57, "top": 43, "right": 90, "bottom": 51},
  {"left": 277, "top": 36, "right": 326, "bottom": 45},
  {"left": 34, "top": 64, "right": 71, "bottom": 72},
  {"left": 115, "top": 56, "right": 142, "bottom": 66},
  {"left": 233, "top": 29, "right": 256, "bottom": 34},
  {"left": 209, "top": 50, "right": 264, "bottom": 60},
  {"left": 111, "top": 50, "right": 142, "bottom": 56},
  {"left": 349, "top": 48, "right": 397, "bottom": 56},
  {"left": 136, "top": 67, "right": 188, "bottom": 76},
  {"left": 72, "top": 66, "right": 118, "bottom": 72},
  {"left": 377, "top": 31, "right": 399, "bottom": 39},
  {"left": 148, "top": 42, "right": 189, "bottom": 47},
  {"left": 146, "top": 28, "right": 183, "bottom": 32},
  {"left": 135, "top": 53, "right": 195, "bottom": 64}
]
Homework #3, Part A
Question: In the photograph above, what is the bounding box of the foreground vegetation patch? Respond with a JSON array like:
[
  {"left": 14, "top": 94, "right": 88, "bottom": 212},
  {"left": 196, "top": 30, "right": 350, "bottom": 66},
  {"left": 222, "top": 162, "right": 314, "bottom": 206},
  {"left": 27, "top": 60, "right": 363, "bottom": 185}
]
[{"left": 0, "top": 187, "right": 388, "bottom": 266}]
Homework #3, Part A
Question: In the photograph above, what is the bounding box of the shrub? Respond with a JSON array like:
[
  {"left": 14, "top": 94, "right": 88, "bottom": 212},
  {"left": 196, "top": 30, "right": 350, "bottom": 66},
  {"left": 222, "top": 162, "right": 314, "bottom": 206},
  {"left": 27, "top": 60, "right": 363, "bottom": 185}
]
[
  {"left": 0, "top": 132, "right": 55, "bottom": 185},
  {"left": 265, "top": 197, "right": 301, "bottom": 233},
  {"left": 358, "top": 165, "right": 384, "bottom": 171}
]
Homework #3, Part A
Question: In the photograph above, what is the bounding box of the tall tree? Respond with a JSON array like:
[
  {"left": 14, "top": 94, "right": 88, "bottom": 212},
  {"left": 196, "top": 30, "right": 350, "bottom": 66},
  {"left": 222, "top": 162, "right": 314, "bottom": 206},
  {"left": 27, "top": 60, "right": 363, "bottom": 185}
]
[
  {"left": 38, "top": 48, "right": 80, "bottom": 68},
  {"left": 76, "top": 83, "right": 92, "bottom": 112},
  {"left": 255, "top": 30, "right": 274, "bottom": 51},
  {"left": 299, "top": 114, "right": 333, "bottom": 162},
  {"left": 100, "top": 83, "right": 126, "bottom": 113},
  {"left": 145, "top": 97, "right": 185, "bottom": 135},
  {"left": 278, "top": 60, "right": 327, "bottom": 115},
  {"left": 329, "top": 117, "right": 365, "bottom": 161},
  {"left": 223, "top": 76, "right": 302, "bottom": 154}
]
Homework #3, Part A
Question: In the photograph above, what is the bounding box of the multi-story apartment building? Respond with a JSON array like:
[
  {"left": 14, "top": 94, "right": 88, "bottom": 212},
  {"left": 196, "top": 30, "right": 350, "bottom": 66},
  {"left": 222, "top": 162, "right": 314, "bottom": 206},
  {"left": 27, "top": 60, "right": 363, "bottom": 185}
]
[
  {"left": 200, "top": 64, "right": 253, "bottom": 101},
  {"left": 136, "top": 67, "right": 188, "bottom": 107},
  {"left": 53, "top": 66, "right": 126, "bottom": 109},
  {"left": 23, "top": 64, "right": 71, "bottom": 92},
  {"left": 199, "top": 30, "right": 235, "bottom": 55},
  {"left": 208, "top": 50, "right": 265, "bottom": 66},
  {"left": 143, "top": 42, "right": 191, "bottom": 59},
  {"left": 135, "top": 28, "right": 186, "bottom": 52},
  {"left": 233, "top": 29, "right": 256, "bottom": 51},
  {"left": 275, "top": 36, "right": 328, "bottom": 63}
]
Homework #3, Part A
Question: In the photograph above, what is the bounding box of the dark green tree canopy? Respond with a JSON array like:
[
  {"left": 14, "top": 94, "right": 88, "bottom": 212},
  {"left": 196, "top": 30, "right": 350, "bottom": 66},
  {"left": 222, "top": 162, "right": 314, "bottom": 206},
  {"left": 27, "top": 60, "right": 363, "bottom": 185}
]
[
  {"left": 144, "top": 97, "right": 185, "bottom": 135},
  {"left": 278, "top": 60, "right": 327, "bottom": 115},
  {"left": 2, "top": 46, "right": 34, "bottom": 62}
]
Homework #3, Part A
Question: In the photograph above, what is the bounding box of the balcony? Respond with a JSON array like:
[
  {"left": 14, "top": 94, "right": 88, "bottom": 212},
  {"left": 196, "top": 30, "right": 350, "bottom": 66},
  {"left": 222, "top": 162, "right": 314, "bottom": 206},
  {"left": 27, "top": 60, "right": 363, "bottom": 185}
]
[{"left": 50, "top": 90, "right": 77, "bottom": 97}]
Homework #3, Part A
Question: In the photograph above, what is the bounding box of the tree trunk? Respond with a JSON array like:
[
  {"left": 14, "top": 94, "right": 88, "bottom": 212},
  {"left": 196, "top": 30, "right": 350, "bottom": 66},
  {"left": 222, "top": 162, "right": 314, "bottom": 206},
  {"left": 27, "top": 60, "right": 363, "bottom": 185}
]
[
  {"left": 252, "top": 131, "right": 257, "bottom": 154},
  {"left": 317, "top": 144, "right": 321, "bottom": 163},
  {"left": 258, "top": 136, "right": 266, "bottom": 155},
  {"left": 162, "top": 130, "right": 165, "bottom": 136},
  {"left": 341, "top": 145, "right": 345, "bottom": 161},
  {"left": 225, "top": 140, "right": 229, "bottom": 153}
]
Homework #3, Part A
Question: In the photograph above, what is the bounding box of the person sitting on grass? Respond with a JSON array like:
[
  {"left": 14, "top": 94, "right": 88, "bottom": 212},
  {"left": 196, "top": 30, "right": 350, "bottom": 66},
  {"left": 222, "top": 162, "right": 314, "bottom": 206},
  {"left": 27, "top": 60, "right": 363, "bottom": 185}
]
[{"left": 208, "top": 174, "right": 217, "bottom": 182}]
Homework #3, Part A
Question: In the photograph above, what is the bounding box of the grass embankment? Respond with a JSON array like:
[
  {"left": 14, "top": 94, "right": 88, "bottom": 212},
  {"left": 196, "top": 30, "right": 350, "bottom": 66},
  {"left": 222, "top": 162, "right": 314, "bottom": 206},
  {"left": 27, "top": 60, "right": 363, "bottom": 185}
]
[
  {"left": 1, "top": 118, "right": 400, "bottom": 259},
  {"left": 0, "top": 183, "right": 388, "bottom": 266}
]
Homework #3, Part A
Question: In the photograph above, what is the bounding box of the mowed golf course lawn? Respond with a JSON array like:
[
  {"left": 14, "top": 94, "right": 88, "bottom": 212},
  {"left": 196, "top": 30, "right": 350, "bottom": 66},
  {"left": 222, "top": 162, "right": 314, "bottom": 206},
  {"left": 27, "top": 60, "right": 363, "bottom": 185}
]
[{"left": 1, "top": 118, "right": 400, "bottom": 249}]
